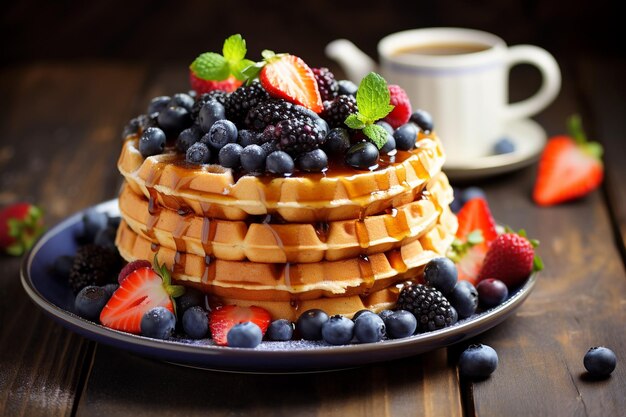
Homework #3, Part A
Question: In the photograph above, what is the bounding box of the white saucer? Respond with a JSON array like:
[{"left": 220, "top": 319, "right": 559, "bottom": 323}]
[{"left": 443, "top": 118, "right": 547, "bottom": 181}]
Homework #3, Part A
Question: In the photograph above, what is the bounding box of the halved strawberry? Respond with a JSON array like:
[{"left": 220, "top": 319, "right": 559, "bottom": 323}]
[
  {"left": 259, "top": 53, "right": 323, "bottom": 114},
  {"left": 100, "top": 262, "right": 184, "bottom": 334},
  {"left": 209, "top": 305, "right": 271, "bottom": 346},
  {"left": 189, "top": 71, "right": 242, "bottom": 94},
  {"left": 454, "top": 244, "right": 488, "bottom": 286},
  {"left": 455, "top": 198, "right": 497, "bottom": 250}
]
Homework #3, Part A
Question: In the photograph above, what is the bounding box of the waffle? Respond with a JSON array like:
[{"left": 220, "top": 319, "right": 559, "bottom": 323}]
[
  {"left": 118, "top": 133, "right": 446, "bottom": 222},
  {"left": 119, "top": 172, "right": 454, "bottom": 263}
]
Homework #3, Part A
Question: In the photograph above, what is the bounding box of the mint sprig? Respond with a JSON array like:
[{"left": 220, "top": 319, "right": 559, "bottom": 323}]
[
  {"left": 345, "top": 72, "right": 395, "bottom": 149},
  {"left": 190, "top": 34, "right": 254, "bottom": 81}
]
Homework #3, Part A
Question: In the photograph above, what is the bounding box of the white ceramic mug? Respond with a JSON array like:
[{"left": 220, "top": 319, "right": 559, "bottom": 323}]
[{"left": 379, "top": 28, "right": 561, "bottom": 161}]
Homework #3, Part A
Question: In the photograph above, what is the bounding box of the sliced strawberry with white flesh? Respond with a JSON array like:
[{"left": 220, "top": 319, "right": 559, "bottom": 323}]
[
  {"left": 209, "top": 305, "right": 271, "bottom": 346},
  {"left": 455, "top": 198, "right": 497, "bottom": 250}
]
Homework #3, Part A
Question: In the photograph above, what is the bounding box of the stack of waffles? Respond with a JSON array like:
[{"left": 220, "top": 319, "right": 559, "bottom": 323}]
[{"left": 115, "top": 132, "right": 457, "bottom": 320}]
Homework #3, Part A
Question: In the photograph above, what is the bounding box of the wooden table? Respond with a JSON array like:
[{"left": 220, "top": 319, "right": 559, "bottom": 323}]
[{"left": 1, "top": 57, "right": 624, "bottom": 416}]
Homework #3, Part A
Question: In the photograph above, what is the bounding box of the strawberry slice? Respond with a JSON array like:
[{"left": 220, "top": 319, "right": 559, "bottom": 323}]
[
  {"left": 209, "top": 305, "right": 271, "bottom": 346},
  {"left": 533, "top": 116, "right": 603, "bottom": 206},
  {"left": 189, "top": 71, "right": 242, "bottom": 94},
  {"left": 455, "top": 245, "right": 488, "bottom": 286},
  {"left": 100, "top": 261, "right": 184, "bottom": 334},
  {"left": 455, "top": 198, "right": 497, "bottom": 249},
  {"left": 259, "top": 53, "right": 323, "bottom": 114}
]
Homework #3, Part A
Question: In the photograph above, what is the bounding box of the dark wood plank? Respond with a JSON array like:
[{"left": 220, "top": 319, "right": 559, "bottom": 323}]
[{"left": 0, "top": 63, "right": 146, "bottom": 416}]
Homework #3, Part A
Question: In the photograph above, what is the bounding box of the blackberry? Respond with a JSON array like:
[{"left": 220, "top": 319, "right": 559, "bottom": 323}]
[
  {"left": 322, "top": 95, "right": 358, "bottom": 129},
  {"left": 245, "top": 99, "right": 295, "bottom": 131},
  {"left": 396, "top": 283, "right": 455, "bottom": 332},
  {"left": 268, "top": 118, "right": 325, "bottom": 155},
  {"left": 191, "top": 91, "right": 229, "bottom": 121},
  {"left": 68, "top": 244, "right": 121, "bottom": 293},
  {"left": 312, "top": 67, "right": 339, "bottom": 101},
  {"left": 225, "top": 82, "right": 269, "bottom": 126}
]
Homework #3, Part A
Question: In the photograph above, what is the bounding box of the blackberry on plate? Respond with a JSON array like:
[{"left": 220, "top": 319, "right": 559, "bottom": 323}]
[
  {"left": 312, "top": 67, "right": 339, "bottom": 102},
  {"left": 396, "top": 283, "right": 455, "bottom": 332},
  {"left": 245, "top": 99, "right": 295, "bottom": 131},
  {"left": 225, "top": 82, "right": 269, "bottom": 126},
  {"left": 68, "top": 244, "right": 121, "bottom": 293},
  {"left": 271, "top": 118, "right": 326, "bottom": 155},
  {"left": 322, "top": 95, "right": 358, "bottom": 129},
  {"left": 191, "top": 90, "right": 229, "bottom": 120}
]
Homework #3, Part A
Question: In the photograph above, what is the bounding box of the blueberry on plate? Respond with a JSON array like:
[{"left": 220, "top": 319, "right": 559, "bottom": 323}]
[
  {"left": 449, "top": 280, "right": 478, "bottom": 319},
  {"left": 352, "top": 309, "right": 376, "bottom": 321},
  {"left": 354, "top": 313, "right": 385, "bottom": 343},
  {"left": 218, "top": 143, "right": 244, "bottom": 169},
  {"left": 81, "top": 209, "right": 108, "bottom": 243},
  {"left": 493, "top": 137, "right": 516, "bottom": 155},
  {"left": 139, "top": 127, "right": 166, "bottom": 158},
  {"left": 584, "top": 346, "right": 617, "bottom": 377},
  {"left": 140, "top": 306, "right": 176, "bottom": 340},
  {"left": 322, "top": 128, "right": 351, "bottom": 155},
  {"left": 198, "top": 101, "right": 226, "bottom": 133},
  {"left": 206, "top": 119, "right": 238, "bottom": 150},
  {"left": 459, "top": 344, "right": 499, "bottom": 379},
  {"left": 266, "top": 319, "right": 294, "bottom": 341},
  {"left": 296, "top": 309, "right": 329, "bottom": 340},
  {"left": 227, "top": 322, "right": 263, "bottom": 348},
  {"left": 74, "top": 286, "right": 110, "bottom": 321},
  {"left": 266, "top": 151, "right": 295, "bottom": 175},
  {"left": 375, "top": 120, "right": 394, "bottom": 135},
  {"left": 186, "top": 142, "right": 211, "bottom": 165},
  {"left": 157, "top": 106, "right": 192, "bottom": 137},
  {"left": 147, "top": 95, "right": 171, "bottom": 115},
  {"left": 237, "top": 129, "right": 260, "bottom": 147},
  {"left": 384, "top": 310, "right": 417, "bottom": 339},
  {"left": 52, "top": 255, "right": 74, "bottom": 279},
  {"left": 176, "top": 125, "right": 203, "bottom": 153},
  {"left": 393, "top": 123, "right": 418, "bottom": 151},
  {"left": 182, "top": 306, "right": 209, "bottom": 339},
  {"left": 476, "top": 278, "right": 509, "bottom": 308},
  {"left": 380, "top": 133, "right": 396, "bottom": 155},
  {"left": 423, "top": 257, "right": 458, "bottom": 295},
  {"left": 378, "top": 309, "right": 394, "bottom": 321},
  {"left": 176, "top": 287, "right": 206, "bottom": 313},
  {"left": 240, "top": 144, "right": 266, "bottom": 173},
  {"left": 409, "top": 109, "right": 434, "bottom": 132},
  {"left": 297, "top": 149, "right": 328, "bottom": 172},
  {"left": 322, "top": 315, "right": 355, "bottom": 345},
  {"left": 345, "top": 142, "right": 379, "bottom": 170},
  {"left": 103, "top": 283, "right": 119, "bottom": 298},
  {"left": 337, "top": 80, "right": 358, "bottom": 97},
  {"left": 169, "top": 93, "right": 194, "bottom": 111}
]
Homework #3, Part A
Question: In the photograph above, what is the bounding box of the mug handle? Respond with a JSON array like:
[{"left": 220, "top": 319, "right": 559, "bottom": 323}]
[{"left": 504, "top": 45, "right": 561, "bottom": 121}]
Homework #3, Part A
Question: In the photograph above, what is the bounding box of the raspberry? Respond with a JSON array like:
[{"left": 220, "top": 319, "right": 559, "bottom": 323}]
[
  {"left": 68, "top": 244, "right": 122, "bottom": 293},
  {"left": 225, "top": 82, "right": 270, "bottom": 126},
  {"left": 312, "top": 67, "right": 338, "bottom": 102},
  {"left": 383, "top": 85, "right": 412, "bottom": 129},
  {"left": 265, "top": 118, "right": 325, "bottom": 156},
  {"left": 396, "top": 283, "right": 455, "bottom": 332},
  {"left": 191, "top": 91, "right": 229, "bottom": 121},
  {"left": 322, "top": 95, "right": 358, "bottom": 129}
]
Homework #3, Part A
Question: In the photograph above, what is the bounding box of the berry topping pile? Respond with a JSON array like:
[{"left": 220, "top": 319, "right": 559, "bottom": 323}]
[{"left": 121, "top": 34, "right": 436, "bottom": 175}]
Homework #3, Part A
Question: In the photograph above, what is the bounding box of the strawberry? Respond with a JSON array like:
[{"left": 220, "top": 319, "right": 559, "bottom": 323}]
[
  {"left": 455, "top": 198, "right": 497, "bottom": 249},
  {"left": 209, "top": 305, "right": 271, "bottom": 346},
  {"left": 100, "top": 260, "right": 184, "bottom": 334},
  {"left": 259, "top": 53, "right": 323, "bottom": 114},
  {"left": 383, "top": 84, "right": 412, "bottom": 129},
  {"left": 453, "top": 245, "right": 488, "bottom": 286},
  {"left": 189, "top": 71, "right": 242, "bottom": 94},
  {"left": 533, "top": 115, "right": 603, "bottom": 206},
  {"left": 478, "top": 232, "right": 541, "bottom": 288},
  {"left": 0, "top": 203, "right": 44, "bottom": 256}
]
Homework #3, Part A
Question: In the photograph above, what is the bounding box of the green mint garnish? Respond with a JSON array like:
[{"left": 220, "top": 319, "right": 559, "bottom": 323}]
[
  {"left": 190, "top": 34, "right": 254, "bottom": 81},
  {"left": 345, "top": 72, "right": 395, "bottom": 149}
]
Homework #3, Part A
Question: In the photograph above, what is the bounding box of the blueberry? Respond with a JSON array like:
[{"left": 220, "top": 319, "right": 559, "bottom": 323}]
[
  {"left": 139, "top": 127, "right": 166, "bottom": 157},
  {"left": 384, "top": 310, "right": 417, "bottom": 339},
  {"left": 122, "top": 115, "right": 145, "bottom": 139},
  {"left": 322, "top": 128, "right": 351, "bottom": 155},
  {"left": 74, "top": 286, "right": 109, "bottom": 321},
  {"left": 394, "top": 123, "right": 418, "bottom": 151},
  {"left": 186, "top": 142, "right": 211, "bottom": 165},
  {"left": 94, "top": 226, "right": 117, "bottom": 250},
  {"left": 182, "top": 306, "right": 209, "bottom": 339},
  {"left": 345, "top": 142, "right": 379, "bottom": 170},
  {"left": 378, "top": 309, "right": 394, "bottom": 321},
  {"left": 477, "top": 279, "right": 509, "bottom": 308},
  {"left": 493, "top": 137, "right": 516, "bottom": 155},
  {"left": 206, "top": 119, "right": 238, "bottom": 150},
  {"left": 240, "top": 145, "right": 266, "bottom": 172},
  {"left": 81, "top": 209, "right": 108, "bottom": 243},
  {"left": 423, "top": 257, "right": 458, "bottom": 295},
  {"left": 237, "top": 129, "right": 260, "bottom": 147},
  {"left": 169, "top": 93, "right": 194, "bottom": 111},
  {"left": 227, "top": 322, "right": 263, "bottom": 348},
  {"left": 266, "top": 151, "right": 295, "bottom": 175},
  {"left": 380, "top": 133, "right": 396, "bottom": 155},
  {"left": 409, "top": 109, "right": 434, "bottom": 132},
  {"left": 297, "top": 149, "right": 328, "bottom": 172},
  {"left": 52, "top": 255, "right": 74, "bottom": 278},
  {"left": 107, "top": 215, "right": 121, "bottom": 229},
  {"left": 296, "top": 309, "right": 329, "bottom": 340},
  {"left": 461, "top": 187, "right": 486, "bottom": 204},
  {"left": 141, "top": 306, "right": 176, "bottom": 340},
  {"left": 176, "top": 125, "right": 203, "bottom": 153},
  {"left": 260, "top": 140, "right": 278, "bottom": 156},
  {"left": 584, "top": 346, "right": 617, "bottom": 377},
  {"left": 147, "top": 96, "right": 171, "bottom": 115},
  {"left": 176, "top": 287, "right": 205, "bottom": 313},
  {"left": 449, "top": 306, "right": 458, "bottom": 325},
  {"left": 198, "top": 101, "right": 226, "bottom": 133},
  {"left": 103, "top": 283, "right": 118, "bottom": 298},
  {"left": 337, "top": 80, "right": 358, "bottom": 96},
  {"left": 219, "top": 143, "right": 244, "bottom": 169},
  {"left": 266, "top": 319, "right": 294, "bottom": 341},
  {"left": 354, "top": 313, "right": 385, "bottom": 343},
  {"left": 314, "top": 117, "right": 330, "bottom": 137},
  {"left": 375, "top": 120, "right": 394, "bottom": 135},
  {"left": 449, "top": 280, "right": 478, "bottom": 319},
  {"left": 352, "top": 309, "right": 376, "bottom": 321},
  {"left": 157, "top": 106, "right": 192, "bottom": 137},
  {"left": 459, "top": 344, "right": 498, "bottom": 379},
  {"left": 322, "top": 315, "right": 355, "bottom": 345}
]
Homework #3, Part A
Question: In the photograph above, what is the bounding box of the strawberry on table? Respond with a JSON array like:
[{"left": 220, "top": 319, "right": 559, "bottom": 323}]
[
  {"left": 209, "top": 305, "right": 271, "bottom": 346},
  {"left": 0, "top": 203, "right": 44, "bottom": 256},
  {"left": 100, "top": 258, "right": 184, "bottom": 334},
  {"left": 533, "top": 115, "right": 604, "bottom": 206}
]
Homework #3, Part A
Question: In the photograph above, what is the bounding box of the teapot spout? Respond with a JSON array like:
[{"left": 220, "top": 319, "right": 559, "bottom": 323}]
[{"left": 325, "top": 39, "right": 377, "bottom": 83}]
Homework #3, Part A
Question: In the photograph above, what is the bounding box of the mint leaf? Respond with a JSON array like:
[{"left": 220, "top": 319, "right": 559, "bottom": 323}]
[
  {"left": 190, "top": 52, "right": 229, "bottom": 81},
  {"left": 356, "top": 72, "right": 395, "bottom": 122},
  {"left": 232, "top": 59, "right": 255, "bottom": 81},
  {"left": 363, "top": 124, "right": 389, "bottom": 149},
  {"left": 223, "top": 34, "right": 247, "bottom": 61},
  {"left": 345, "top": 114, "right": 365, "bottom": 129}
]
